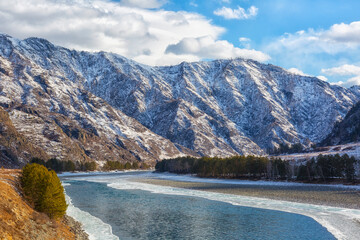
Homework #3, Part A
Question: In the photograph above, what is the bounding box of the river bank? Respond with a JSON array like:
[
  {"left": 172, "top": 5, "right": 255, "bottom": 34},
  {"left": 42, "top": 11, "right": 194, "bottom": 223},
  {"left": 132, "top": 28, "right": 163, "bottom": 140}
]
[{"left": 135, "top": 174, "right": 360, "bottom": 209}]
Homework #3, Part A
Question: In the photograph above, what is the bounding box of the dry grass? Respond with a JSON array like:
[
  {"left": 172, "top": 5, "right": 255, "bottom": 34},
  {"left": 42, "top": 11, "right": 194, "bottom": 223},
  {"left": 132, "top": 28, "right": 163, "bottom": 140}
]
[{"left": 0, "top": 169, "right": 75, "bottom": 240}]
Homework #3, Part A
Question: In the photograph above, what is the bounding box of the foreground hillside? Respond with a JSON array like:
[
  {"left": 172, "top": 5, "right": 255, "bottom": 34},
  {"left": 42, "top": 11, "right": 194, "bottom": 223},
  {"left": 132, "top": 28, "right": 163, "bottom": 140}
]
[
  {"left": 0, "top": 169, "right": 87, "bottom": 240},
  {"left": 0, "top": 33, "right": 360, "bottom": 166}
]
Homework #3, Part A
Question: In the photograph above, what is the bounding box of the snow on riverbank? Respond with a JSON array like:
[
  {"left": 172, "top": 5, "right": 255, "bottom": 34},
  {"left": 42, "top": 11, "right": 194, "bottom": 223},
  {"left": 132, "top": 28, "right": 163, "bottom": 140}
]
[
  {"left": 63, "top": 172, "right": 360, "bottom": 240},
  {"left": 148, "top": 172, "right": 360, "bottom": 190},
  {"left": 64, "top": 185, "right": 119, "bottom": 240}
]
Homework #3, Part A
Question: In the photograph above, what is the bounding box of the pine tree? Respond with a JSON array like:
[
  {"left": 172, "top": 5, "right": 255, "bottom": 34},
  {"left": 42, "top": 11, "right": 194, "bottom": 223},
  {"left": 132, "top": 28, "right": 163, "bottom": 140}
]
[
  {"left": 21, "top": 163, "right": 67, "bottom": 219},
  {"left": 37, "top": 171, "right": 67, "bottom": 219},
  {"left": 132, "top": 162, "right": 139, "bottom": 169},
  {"left": 124, "top": 162, "right": 132, "bottom": 169}
]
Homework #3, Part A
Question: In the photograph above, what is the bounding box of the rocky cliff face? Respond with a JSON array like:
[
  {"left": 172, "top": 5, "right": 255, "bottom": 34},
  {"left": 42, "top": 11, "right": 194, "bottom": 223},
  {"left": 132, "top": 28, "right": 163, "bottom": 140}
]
[{"left": 0, "top": 33, "right": 359, "bottom": 164}]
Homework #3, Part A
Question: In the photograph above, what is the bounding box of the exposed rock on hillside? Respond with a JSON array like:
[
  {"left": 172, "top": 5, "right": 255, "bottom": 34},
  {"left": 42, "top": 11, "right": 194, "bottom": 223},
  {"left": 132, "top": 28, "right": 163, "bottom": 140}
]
[
  {"left": 0, "top": 33, "right": 359, "bottom": 163},
  {"left": 0, "top": 107, "right": 48, "bottom": 167},
  {"left": 0, "top": 34, "right": 194, "bottom": 165}
]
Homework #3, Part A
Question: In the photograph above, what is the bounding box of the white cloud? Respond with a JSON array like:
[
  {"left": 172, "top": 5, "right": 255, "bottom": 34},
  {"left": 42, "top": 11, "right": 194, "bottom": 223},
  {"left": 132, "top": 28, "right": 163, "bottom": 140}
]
[
  {"left": 316, "top": 76, "right": 328, "bottom": 81},
  {"left": 345, "top": 76, "right": 360, "bottom": 86},
  {"left": 287, "top": 68, "right": 308, "bottom": 76},
  {"left": 165, "top": 36, "right": 270, "bottom": 62},
  {"left": 264, "top": 21, "right": 360, "bottom": 87},
  {"left": 120, "top": 0, "right": 167, "bottom": 9},
  {"left": 330, "top": 77, "right": 360, "bottom": 87},
  {"left": 324, "top": 21, "right": 360, "bottom": 44},
  {"left": 189, "top": 1, "right": 198, "bottom": 7},
  {"left": 0, "top": 0, "right": 267, "bottom": 66},
  {"left": 321, "top": 64, "right": 360, "bottom": 87},
  {"left": 214, "top": 6, "right": 258, "bottom": 20},
  {"left": 239, "top": 37, "right": 250, "bottom": 48},
  {"left": 239, "top": 37, "right": 250, "bottom": 42},
  {"left": 266, "top": 21, "right": 360, "bottom": 56},
  {"left": 321, "top": 64, "right": 360, "bottom": 76}
]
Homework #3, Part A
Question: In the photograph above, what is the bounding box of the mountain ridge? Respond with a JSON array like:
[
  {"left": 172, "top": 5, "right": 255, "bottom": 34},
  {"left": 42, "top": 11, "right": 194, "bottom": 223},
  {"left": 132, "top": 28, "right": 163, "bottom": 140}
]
[{"left": 0, "top": 33, "right": 359, "bottom": 166}]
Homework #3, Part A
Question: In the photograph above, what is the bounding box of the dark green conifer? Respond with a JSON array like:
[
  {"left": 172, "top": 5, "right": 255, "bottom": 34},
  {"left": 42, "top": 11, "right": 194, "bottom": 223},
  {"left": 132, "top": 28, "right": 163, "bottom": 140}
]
[{"left": 21, "top": 163, "right": 67, "bottom": 219}]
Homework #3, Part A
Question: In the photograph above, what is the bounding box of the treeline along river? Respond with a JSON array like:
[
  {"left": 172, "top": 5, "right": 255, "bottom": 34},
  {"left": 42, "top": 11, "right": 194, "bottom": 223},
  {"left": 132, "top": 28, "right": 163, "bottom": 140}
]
[{"left": 156, "top": 155, "right": 358, "bottom": 182}]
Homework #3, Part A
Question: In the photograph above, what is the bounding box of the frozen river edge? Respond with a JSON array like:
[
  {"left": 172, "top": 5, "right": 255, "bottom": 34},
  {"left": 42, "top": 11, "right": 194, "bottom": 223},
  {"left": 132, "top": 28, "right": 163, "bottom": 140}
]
[{"left": 61, "top": 172, "right": 360, "bottom": 240}]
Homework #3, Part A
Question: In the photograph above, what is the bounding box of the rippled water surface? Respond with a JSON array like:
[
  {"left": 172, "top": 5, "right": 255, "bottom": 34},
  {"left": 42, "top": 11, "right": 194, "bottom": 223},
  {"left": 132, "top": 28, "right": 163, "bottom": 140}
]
[{"left": 64, "top": 174, "right": 335, "bottom": 240}]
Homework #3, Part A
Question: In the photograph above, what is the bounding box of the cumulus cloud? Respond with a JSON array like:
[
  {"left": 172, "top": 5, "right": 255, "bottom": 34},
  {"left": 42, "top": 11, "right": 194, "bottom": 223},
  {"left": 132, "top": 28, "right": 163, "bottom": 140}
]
[
  {"left": 316, "top": 76, "right": 328, "bottom": 81},
  {"left": 214, "top": 6, "right": 258, "bottom": 20},
  {"left": 238, "top": 37, "right": 251, "bottom": 48},
  {"left": 324, "top": 21, "right": 360, "bottom": 44},
  {"left": 120, "top": 0, "right": 167, "bottom": 9},
  {"left": 321, "top": 64, "right": 360, "bottom": 76},
  {"left": 345, "top": 76, "right": 360, "bottom": 86},
  {"left": 0, "top": 0, "right": 268, "bottom": 66},
  {"left": 329, "top": 77, "right": 360, "bottom": 87},
  {"left": 165, "top": 36, "right": 270, "bottom": 62},
  {"left": 321, "top": 64, "right": 360, "bottom": 87},
  {"left": 239, "top": 37, "right": 250, "bottom": 42},
  {"left": 266, "top": 21, "right": 360, "bottom": 56},
  {"left": 287, "top": 68, "right": 308, "bottom": 76},
  {"left": 264, "top": 21, "right": 360, "bottom": 86}
]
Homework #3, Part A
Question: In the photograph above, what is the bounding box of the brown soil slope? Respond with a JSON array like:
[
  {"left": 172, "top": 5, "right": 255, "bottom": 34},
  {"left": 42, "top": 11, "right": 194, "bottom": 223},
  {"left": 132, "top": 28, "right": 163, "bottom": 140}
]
[{"left": 0, "top": 169, "right": 75, "bottom": 240}]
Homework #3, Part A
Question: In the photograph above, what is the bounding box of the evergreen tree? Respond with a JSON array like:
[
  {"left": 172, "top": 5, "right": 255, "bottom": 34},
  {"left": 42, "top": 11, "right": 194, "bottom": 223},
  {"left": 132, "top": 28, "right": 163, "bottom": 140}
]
[
  {"left": 64, "top": 160, "right": 75, "bottom": 172},
  {"left": 132, "top": 162, "right": 139, "bottom": 169},
  {"left": 30, "top": 157, "right": 46, "bottom": 166},
  {"left": 344, "top": 155, "right": 356, "bottom": 182},
  {"left": 21, "top": 163, "right": 67, "bottom": 219},
  {"left": 124, "top": 162, "right": 132, "bottom": 169},
  {"left": 46, "top": 158, "right": 62, "bottom": 172}
]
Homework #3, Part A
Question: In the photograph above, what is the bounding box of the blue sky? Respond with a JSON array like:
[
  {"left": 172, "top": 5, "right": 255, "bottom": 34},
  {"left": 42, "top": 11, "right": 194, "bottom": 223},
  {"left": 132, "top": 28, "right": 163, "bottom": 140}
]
[
  {"left": 162, "top": 0, "right": 360, "bottom": 86},
  {"left": 1, "top": 0, "right": 360, "bottom": 86}
]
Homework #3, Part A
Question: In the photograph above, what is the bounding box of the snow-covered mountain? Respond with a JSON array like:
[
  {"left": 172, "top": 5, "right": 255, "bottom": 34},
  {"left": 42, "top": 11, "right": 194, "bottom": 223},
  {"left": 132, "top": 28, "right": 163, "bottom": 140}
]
[
  {"left": 0, "top": 33, "right": 359, "bottom": 165},
  {"left": 0, "top": 34, "right": 194, "bottom": 166}
]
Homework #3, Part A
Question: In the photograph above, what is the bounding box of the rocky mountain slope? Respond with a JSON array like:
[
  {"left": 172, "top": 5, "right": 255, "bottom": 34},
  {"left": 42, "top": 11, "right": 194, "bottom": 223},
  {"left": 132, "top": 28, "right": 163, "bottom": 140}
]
[
  {"left": 0, "top": 34, "right": 196, "bottom": 166},
  {"left": 321, "top": 100, "right": 360, "bottom": 146},
  {"left": 0, "top": 33, "right": 359, "bottom": 165},
  {"left": 0, "top": 107, "right": 48, "bottom": 167}
]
